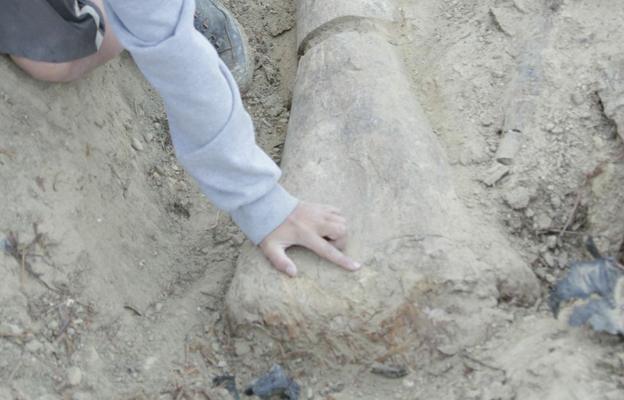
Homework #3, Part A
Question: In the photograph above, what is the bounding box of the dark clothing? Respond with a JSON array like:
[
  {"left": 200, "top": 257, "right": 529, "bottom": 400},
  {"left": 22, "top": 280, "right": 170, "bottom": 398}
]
[{"left": 0, "top": 0, "right": 103, "bottom": 62}]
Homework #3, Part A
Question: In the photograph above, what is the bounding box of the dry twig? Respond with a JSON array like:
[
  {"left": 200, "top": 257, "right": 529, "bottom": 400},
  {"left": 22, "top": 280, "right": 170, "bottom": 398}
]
[{"left": 5, "top": 223, "right": 57, "bottom": 292}]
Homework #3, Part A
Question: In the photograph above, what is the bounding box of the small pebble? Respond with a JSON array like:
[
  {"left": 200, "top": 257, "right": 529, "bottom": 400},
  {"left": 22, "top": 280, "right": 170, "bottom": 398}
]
[
  {"left": 153, "top": 165, "right": 165, "bottom": 176},
  {"left": 131, "top": 138, "right": 144, "bottom": 151},
  {"left": 542, "top": 252, "right": 556, "bottom": 268},
  {"left": 545, "top": 235, "right": 558, "bottom": 249},
  {"left": 67, "top": 366, "right": 82, "bottom": 386},
  {"left": 402, "top": 378, "right": 415, "bottom": 388},
  {"left": 503, "top": 187, "right": 531, "bottom": 210},
  {"left": 571, "top": 92, "right": 584, "bottom": 105},
  {"left": 234, "top": 340, "right": 251, "bottom": 357},
  {"left": 550, "top": 195, "right": 562, "bottom": 208},
  {"left": 143, "top": 356, "right": 157, "bottom": 371},
  {"left": 534, "top": 213, "right": 553, "bottom": 230}
]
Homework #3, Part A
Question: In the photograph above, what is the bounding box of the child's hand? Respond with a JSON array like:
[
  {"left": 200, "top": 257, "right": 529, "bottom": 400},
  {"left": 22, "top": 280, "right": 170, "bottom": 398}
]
[{"left": 259, "top": 202, "right": 362, "bottom": 277}]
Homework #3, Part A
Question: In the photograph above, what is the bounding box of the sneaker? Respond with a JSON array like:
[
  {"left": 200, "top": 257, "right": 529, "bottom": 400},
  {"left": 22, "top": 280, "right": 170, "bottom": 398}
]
[{"left": 194, "top": 0, "right": 254, "bottom": 93}]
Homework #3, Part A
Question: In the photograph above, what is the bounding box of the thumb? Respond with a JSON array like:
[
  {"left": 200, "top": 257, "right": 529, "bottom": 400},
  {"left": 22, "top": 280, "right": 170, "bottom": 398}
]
[{"left": 262, "top": 243, "right": 298, "bottom": 277}]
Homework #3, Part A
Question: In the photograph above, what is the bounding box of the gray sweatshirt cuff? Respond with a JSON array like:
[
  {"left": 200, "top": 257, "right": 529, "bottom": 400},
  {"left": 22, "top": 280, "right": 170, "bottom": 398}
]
[{"left": 231, "top": 184, "right": 299, "bottom": 245}]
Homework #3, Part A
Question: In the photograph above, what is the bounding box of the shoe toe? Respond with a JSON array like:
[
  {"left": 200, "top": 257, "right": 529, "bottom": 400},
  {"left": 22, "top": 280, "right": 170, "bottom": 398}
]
[{"left": 194, "top": 0, "right": 254, "bottom": 93}]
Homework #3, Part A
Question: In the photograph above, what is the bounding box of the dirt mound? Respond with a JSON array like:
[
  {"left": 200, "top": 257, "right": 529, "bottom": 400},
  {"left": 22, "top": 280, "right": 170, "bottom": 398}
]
[{"left": 0, "top": 0, "right": 298, "bottom": 396}]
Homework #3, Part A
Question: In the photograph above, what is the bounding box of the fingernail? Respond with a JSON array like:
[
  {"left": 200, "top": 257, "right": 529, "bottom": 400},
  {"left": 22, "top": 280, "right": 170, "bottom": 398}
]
[
  {"left": 352, "top": 261, "right": 362, "bottom": 270},
  {"left": 286, "top": 264, "right": 297, "bottom": 276}
]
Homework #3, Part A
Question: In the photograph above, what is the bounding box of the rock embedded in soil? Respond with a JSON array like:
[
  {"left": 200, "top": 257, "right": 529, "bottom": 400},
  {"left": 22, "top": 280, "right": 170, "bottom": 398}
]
[
  {"left": 481, "top": 163, "right": 510, "bottom": 186},
  {"left": 226, "top": 30, "right": 538, "bottom": 363},
  {"left": 234, "top": 339, "right": 252, "bottom": 356},
  {"left": 495, "top": 129, "right": 523, "bottom": 165},
  {"left": 534, "top": 213, "right": 553, "bottom": 230},
  {"left": 67, "top": 366, "right": 83, "bottom": 386},
  {"left": 503, "top": 186, "right": 531, "bottom": 210},
  {"left": 131, "top": 137, "right": 144, "bottom": 152}
]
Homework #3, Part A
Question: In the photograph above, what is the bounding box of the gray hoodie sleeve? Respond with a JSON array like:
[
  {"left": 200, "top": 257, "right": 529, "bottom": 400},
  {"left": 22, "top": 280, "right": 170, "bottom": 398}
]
[{"left": 103, "top": 0, "right": 298, "bottom": 244}]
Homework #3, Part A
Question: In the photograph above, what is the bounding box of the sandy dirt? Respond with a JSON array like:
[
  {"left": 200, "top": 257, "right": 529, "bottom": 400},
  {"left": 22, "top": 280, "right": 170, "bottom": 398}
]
[{"left": 1, "top": 0, "right": 623, "bottom": 399}]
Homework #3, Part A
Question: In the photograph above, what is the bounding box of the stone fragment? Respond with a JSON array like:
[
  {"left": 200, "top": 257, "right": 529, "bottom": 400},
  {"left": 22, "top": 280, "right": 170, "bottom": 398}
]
[
  {"left": 542, "top": 252, "right": 556, "bottom": 268},
  {"left": 296, "top": 0, "right": 398, "bottom": 51},
  {"left": 371, "top": 363, "right": 408, "bottom": 379},
  {"left": 143, "top": 356, "right": 158, "bottom": 371},
  {"left": 495, "top": 129, "right": 523, "bottom": 165},
  {"left": 545, "top": 235, "right": 558, "bottom": 249},
  {"left": 131, "top": 137, "right": 144, "bottom": 152},
  {"left": 47, "top": 320, "right": 59, "bottom": 331},
  {"left": 234, "top": 340, "right": 251, "bottom": 357},
  {"left": 503, "top": 187, "right": 531, "bottom": 210},
  {"left": 570, "top": 91, "right": 584, "bottom": 106},
  {"left": 481, "top": 163, "right": 510, "bottom": 186},
  {"left": 534, "top": 213, "right": 553, "bottom": 230},
  {"left": 550, "top": 194, "right": 561, "bottom": 208},
  {"left": 226, "top": 31, "right": 538, "bottom": 363},
  {"left": 67, "top": 366, "right": 83, "bottom": 386},
  {"left": 402, "top": 378, "right": 415, "bottom": 388}
]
